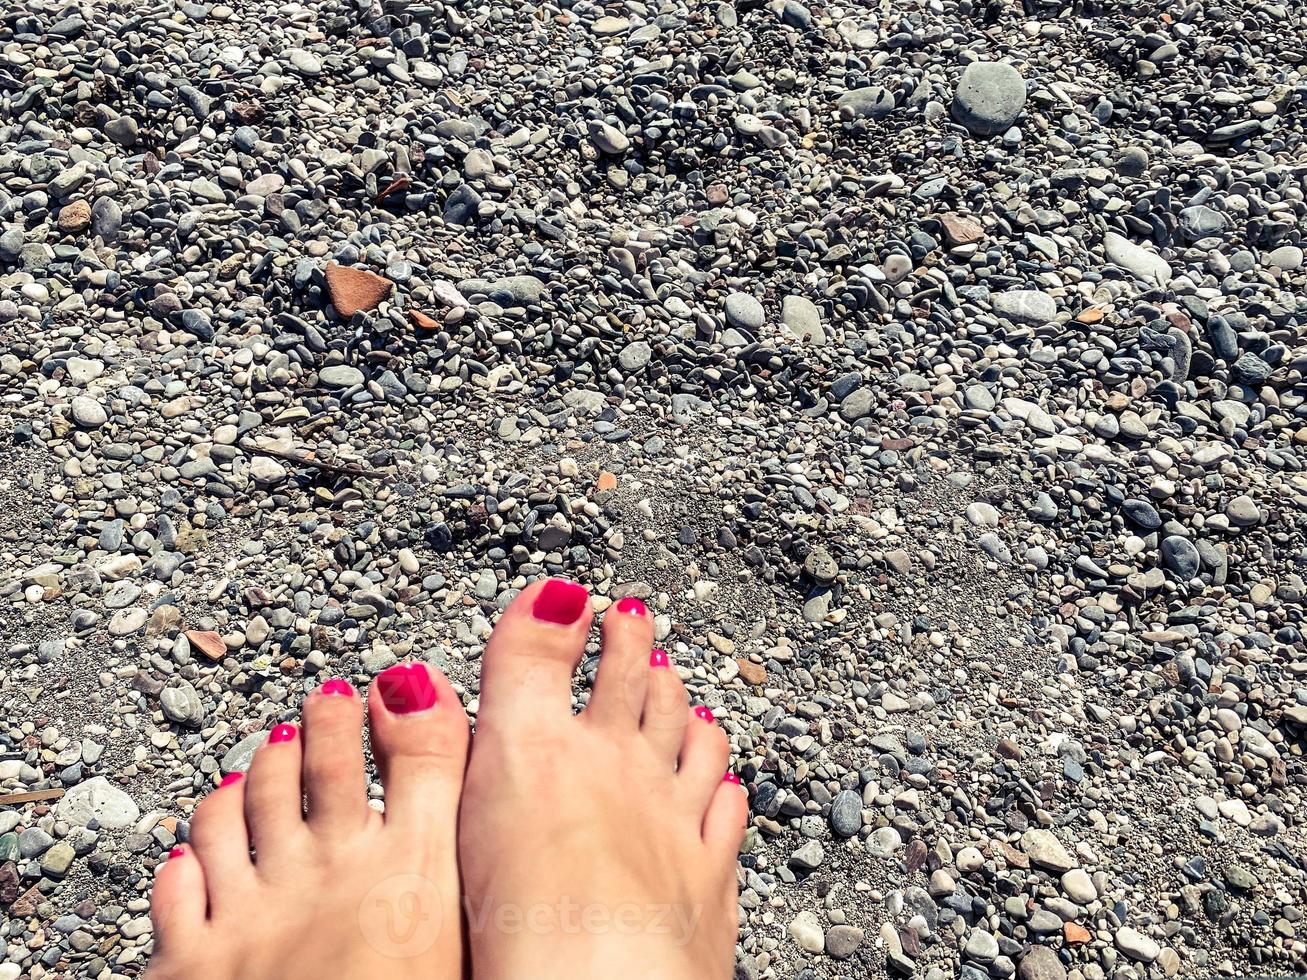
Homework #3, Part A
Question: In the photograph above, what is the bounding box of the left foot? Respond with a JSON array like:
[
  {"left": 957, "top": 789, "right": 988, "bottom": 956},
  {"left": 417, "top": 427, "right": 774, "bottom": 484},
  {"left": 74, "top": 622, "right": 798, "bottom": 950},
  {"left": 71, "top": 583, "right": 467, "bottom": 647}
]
[{"left": 145, "top": 663, "right": 469, "bottom": 980}]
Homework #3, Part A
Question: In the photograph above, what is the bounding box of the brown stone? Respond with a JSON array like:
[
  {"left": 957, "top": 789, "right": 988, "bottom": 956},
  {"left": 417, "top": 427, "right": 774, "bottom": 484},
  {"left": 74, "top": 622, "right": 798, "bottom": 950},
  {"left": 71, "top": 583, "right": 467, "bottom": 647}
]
[
  {"left": 409, "top": 310, "right": 440, "bottom": 331},
  {"left": 1076, "top": 308, "right": 1105, "bottom": 325},
  {"left": 375, "top": 175, "right": 410, "bottom": 203},
  {"left": 996, "top": 737, "right": 1023, "bottom": 759},
  {"left": 596, "top": 471, "right": 618, "bottom": 492},
  {"left": 736, "top": 659, "right": 767, "bottom": 685},
  {"left": 231, "top": 100, "right": 266, "bottom": 124},
  {"left": 185, "top": 629, "right": 226, "bottom": 661},
  {"left": 325, "top": 263, "right": 393, "bottom": 317},
  {"left": 0, "top": 862, "right": 19, "bottom": 907},
  {"left": 938, "top": 213, "right": 984, "bottom": 247},
  {"left": 1064, "top": 922, "right": 1091, "bottom": 945},
  {"left": 994, "top": 840, "right": 1030, "bottom": 869},
  {"left": 9, "top": 884, "right": 42, "bottom": 918},
  {"left": 58, "top": 200, "right": 91, "bottom": 233},
  {"left": 905, "top": 837, "right": 928, "bottom": 873}
]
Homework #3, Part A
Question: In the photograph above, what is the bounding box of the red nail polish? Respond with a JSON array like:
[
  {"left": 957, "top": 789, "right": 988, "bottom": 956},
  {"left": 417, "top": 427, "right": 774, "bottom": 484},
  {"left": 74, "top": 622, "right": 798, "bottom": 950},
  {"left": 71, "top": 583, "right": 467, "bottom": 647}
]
[
  {"left": 377, "top": 663, "right": 437, "bottom": 714},
  {"left": 269, "top": 723, "right": 297, "bottom": 744},
  {"left": 649, "top": 648, "right": 670, "bottom": 668},
  {"left": 695, "top": 706, "right": 715, "bottom": 723},
  {"left": 615, "top": 597, "right": 647, "bottom": 616},
  {"left": 723, "top": 772, "right": 743, "bottom": 785},
  {"left": 533, "top": 578, "right": 589, "bottom": 625},
  {"left": 320, "top": 679, "right": 354, "bottom": 697},
  {"left": 169, "top": 846, "right": 186, "bottom": 858},
  {"left": 219, "top": 772, "right": 243, "bottom": 788}
]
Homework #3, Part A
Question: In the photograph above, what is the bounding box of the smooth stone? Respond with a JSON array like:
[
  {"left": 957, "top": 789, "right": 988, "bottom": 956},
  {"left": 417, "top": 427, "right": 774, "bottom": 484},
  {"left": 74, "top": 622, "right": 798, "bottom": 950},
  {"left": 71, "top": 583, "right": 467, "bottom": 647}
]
[
  {"left": 952, "top": 61, "right": 1027, "bottom": 136},
  {"left": 57, "top": 777, "right": 140, "bottom": 829},
  {"left": 992, "top": 290, "right": 1056, "bottom": 325},
  {"left": 724, "top": 292, "right": 765, "bottom": 330},
  {"left": 1104, "top": 232, "right": 1172, "bottom": 287}
]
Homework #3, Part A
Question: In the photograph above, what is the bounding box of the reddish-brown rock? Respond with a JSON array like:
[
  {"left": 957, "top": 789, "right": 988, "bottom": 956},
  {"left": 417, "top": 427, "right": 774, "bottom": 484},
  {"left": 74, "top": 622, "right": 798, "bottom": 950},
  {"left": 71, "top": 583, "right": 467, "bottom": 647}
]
[
  {"left": 1064, "top": 922, "right": 1091, "bottom": 945},
  {"left": 938, "top": 213, "right": 984, "bottom": 247},
  {"left": 185, "top": 629, "right": 226, "bottom": 661},
  {"left": 58, "top": 201, "right": 91, "bottom": 233},
  {"left": 736, "top": 659, "right": 767, "bottom": 685},
  {"left": 375, "top": 175, "right": 410, "bottom": 203},
  {"left": 325, "top": 263, "right": 393, "bottom": 317},
  {"left": 409, "top": 310, "right": 440, "bottom": 331}
]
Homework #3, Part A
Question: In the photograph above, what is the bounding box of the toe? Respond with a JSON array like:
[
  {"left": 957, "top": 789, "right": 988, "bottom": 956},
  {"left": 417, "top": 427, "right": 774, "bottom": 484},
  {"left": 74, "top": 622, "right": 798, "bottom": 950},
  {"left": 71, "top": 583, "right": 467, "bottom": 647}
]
[
  {"left": 149, "top": 845, "right": 208, "bottom": 944},
  {"left": 677, "top": 705, "right": 731, "bottom": 812},
  {"left": 702, "top": 773, "right": 749, "bottom": 853},
  {"left": 369, "top": 662, "right": 471, "bottom": 836},
  {"left": 243, "top": 722, "right": 308, "bottom": 874},
  {"left": 301, "top": 678, "right": 370, "bottom": 835},
  {"left": 478, "top": 577, "right": 593, "bottom": 729},
  {"left": 187, "top": 772, "right": 255, "bottom": 914},
  {"left": 586, "top": 596, "right": 655, "bottom": 730},
  {"left": 640, "top": 648, "right": 689, "bottom": 766}
]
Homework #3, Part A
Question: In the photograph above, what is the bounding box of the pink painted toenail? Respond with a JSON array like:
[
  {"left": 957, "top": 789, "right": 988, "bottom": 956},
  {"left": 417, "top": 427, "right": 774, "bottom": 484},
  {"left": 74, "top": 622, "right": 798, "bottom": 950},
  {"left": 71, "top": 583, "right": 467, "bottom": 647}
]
[
  {"left": 269, "top": 723, "right": 297, "bottom": 744},
  {"left": 219, "top": 772, "right": 243, "bottom": 788},
  {"left": 723, "top": 772, "right": 743, "bottom": 785},
  {"left": 533, "top": 578, "right": 589, "bottom": 625},
  {"left": 649, "top": 648, "right": 670, "bottom": 668},
  {"left": 615, "top": 597, "right": 647, "bottom": 616},
  {"left": 377, "top": 663, "right": 437, "bottom": 714},
  {"left": 319, "top": 679, "right": 354, "bottom": 697},
  {"left": 169, "top": 846, "right": 186, "bottom": 858},
  {"left": 695, "top": 706, "right": 715, "bottom": 723}
]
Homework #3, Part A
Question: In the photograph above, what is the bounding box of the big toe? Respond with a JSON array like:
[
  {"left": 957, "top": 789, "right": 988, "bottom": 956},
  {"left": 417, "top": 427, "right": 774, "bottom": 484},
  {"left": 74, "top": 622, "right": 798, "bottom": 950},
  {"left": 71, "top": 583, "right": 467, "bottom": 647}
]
[
  {"left": 477, "top": 577, "right": 593, "bottom": 729},
  {"left": 368, "top": 662, "right": 471, "bottom": 835},
  {"left": 148, "top": 845, "right": 208, "bottom": 962}
]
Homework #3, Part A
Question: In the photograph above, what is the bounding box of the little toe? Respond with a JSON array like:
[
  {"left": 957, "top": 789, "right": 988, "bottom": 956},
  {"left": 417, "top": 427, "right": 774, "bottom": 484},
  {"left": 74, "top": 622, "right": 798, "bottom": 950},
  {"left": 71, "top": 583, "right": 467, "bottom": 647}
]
[
  {"left": 586, "top": 596, "right": 655, "bottom": 730},
  {"left": 478, "top": 577, "right": 593, "bottom": 730},
  {"left": 641, "top": 648, "right": 689, "bottom": 765},
  {"left": 149, "top": 845, "right": 208, "bottom": 949},
  {"left": 243, "top": 722, "right": 308, "bottom": 874},
  {"left": 300, "top": 678, "right": 370, "bottom": 835},
  {"left": 186, "top": 772, "right": 255, "bottom": 915},
  {"left": 677, "top": 705, "right": 731, "bottom": 812},
  {"left": 368, "top": 662, "right": 471, "bottom": 836}
]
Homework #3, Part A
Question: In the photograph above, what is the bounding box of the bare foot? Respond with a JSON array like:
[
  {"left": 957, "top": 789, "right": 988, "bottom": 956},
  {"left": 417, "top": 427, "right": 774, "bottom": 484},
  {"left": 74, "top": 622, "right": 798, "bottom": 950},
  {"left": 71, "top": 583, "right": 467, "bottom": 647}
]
[
  {"left": 145, "top": 664, "right": 469, "bottom": 980},
  {"left": 458, "top": 579, "right": 747, "bottom": 980}
]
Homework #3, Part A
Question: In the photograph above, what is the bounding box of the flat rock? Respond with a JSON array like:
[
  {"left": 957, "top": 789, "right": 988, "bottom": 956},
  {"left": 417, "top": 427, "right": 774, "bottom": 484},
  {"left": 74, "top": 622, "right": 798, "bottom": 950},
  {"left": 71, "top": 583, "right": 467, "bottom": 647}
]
[
  {"left": 325, "top": 263, "right": 393, "bottom": 317},
  {"left": 57, "top": 777, "right": 139, "bottom": 829},
  {"left": 993, "top": 290, "right": 1056, "bottom": 325},
  {"left": 1104, "top": 232, "right": 1172, "bottom": 287},
  {"left": 1021, "top": 829, "right": 1077, "bottom": 872}
]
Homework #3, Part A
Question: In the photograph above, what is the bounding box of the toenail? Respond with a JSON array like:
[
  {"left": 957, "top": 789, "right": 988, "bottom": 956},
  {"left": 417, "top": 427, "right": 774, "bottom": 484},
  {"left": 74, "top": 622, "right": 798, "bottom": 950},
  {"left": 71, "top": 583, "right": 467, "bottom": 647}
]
[
  {"left": 649, "top": 648, "right": 670, "bottom": 668},
  {"left": 169, "top": 846, "right": 186, "bottom": 858},
  {"left": 614, "top": 596, "right": 647, "bottom": 616},
  {"left": 269, "top": 723, "right": 297, "bottom": 744},
  {"left": 319, "top": 679, "right": 354, "bottom": 697},
  {"left": 694, "top": 705, "right": 715, "bottom": 723},
  {"left": 377, "top": 663, "right": 438, "bottom": 714},
  {"left": 723, "top": 772, "right": 743, "bottom": 785},
  {"left": 532, "top": 577, "right": 589, "bottom": 624},
  {"left": 219, "top": 772, "right": 244, "bottom": 788}
]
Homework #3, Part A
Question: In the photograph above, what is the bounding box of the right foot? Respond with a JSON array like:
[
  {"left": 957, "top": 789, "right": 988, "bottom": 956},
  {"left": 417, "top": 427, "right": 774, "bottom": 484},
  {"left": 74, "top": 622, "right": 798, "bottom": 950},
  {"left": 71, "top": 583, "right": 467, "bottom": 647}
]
[
  {"left": 146, "top": 664, "right": 470, "bottom": 980},
  {"left": 458, "top": 579, "right": 748, "bottom": 980}
]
